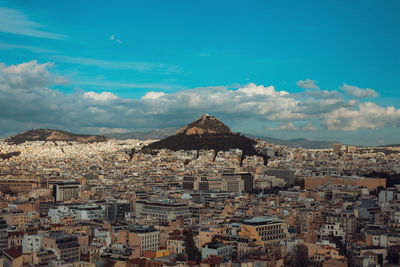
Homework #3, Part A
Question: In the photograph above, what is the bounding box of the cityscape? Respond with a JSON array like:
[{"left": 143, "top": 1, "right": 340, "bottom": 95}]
[
  {"left": 0, "top": 114, "right": 399, "bottom": 267},
  {"left": 0, "top": 1, "right": 400, "bottom": 267}
]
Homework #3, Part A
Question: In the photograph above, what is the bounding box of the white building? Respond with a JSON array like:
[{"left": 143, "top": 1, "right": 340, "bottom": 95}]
[
  {"left": 379, "top": 190, "right": 394, "bottom": 203},
  {"left": 22, "top": 234, "right": 43, "bottom": 252},
  {"left": 48, "top": 204, "right": 104, "bottom": 223},
  {"left": 317, "top": 224, "right": 346, "bottom": 244},
  {"left": 135, "top": 200, "right": 191, "bottom": 222},
  {"left": 131, "top": 227, "right": 160, "bottom": 256}
]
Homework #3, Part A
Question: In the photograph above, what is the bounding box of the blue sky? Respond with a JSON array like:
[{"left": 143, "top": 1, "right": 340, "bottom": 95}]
[{"left": 0, "top": 0, "right": 399, "bottom": 145}]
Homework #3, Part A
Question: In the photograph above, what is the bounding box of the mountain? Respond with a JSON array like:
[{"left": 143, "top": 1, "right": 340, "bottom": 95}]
[
  {"left": 104, "top": 128, "right": 178, "bottom": 140},
  {"left": 245, "top": 134, "right": 337, "bottom": 149},
  {"left": 6, "top": 129, "right": 108, "bottom": 144},
  {"left": 104, "top": 114, "right": 232, "bottom": 140},
  {"left": 176, "top": 114, "right": 231, "bottom": 135},
  {"left": 105, "top": 119, "right": 336, "bottom": 149},
  {"left": 378, "top": 144, "right": 400, "bottom": 148},
  {"left": 141, "top": 114, "right": 268, "bottom": 165}
]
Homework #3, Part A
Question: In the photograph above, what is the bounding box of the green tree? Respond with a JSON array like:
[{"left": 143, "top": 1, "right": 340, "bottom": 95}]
[
  {"left": 176, "top": 253, "right": 186, "bottom": 261},
  {"left": 293, "top": 244, "right": 308, "bottom": 267},
  {"left": 102, "top": 258, "right": 116, "bottom": 267},
  {"left": 184, "top": 228, "right": 202, "bottom": 263}
]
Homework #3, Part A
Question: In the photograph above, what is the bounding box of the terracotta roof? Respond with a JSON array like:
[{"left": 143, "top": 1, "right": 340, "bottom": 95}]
[
  {"left": 4, "top": 248, "right": 22, "bottom": 259},
  {"left": 8, "top": 231, "right": 25, "bottom": 237},
  {"left": 127, "top": 258, "right": 147, "bottom": 264}
]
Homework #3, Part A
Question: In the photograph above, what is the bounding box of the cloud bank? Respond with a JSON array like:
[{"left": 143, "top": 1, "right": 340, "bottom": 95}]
[{"left": 0, "top": 61, "right": 399, "bottom": 137}]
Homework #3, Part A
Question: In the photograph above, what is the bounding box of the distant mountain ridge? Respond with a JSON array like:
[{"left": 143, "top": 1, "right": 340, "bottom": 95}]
[
  {"left": 104, "top": 128, "right": 178, "bottom": 140},
  {"left": 244, "top": 134, "right": 338, "bottom": 149},
  {"left": 6, "top": 123, "right": 339, "bottom": 149},
  {"left": 6, "top": 129, "right": 107, "bottom": 144},
  {"left": 378, "top": 144, "right": 400, "bottom": 148}
]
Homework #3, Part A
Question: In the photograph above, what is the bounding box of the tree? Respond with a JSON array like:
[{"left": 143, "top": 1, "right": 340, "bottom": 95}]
[
  {"left": 293, "top": 244, "right": 308, "bottom": 267},
  {"left": 176, "top": 253, "right": 186, "bottom": 261},
  {"left": 284, "top": 253, "right": 293, "bottom": 267},
  {"left": 184, "top": 228, "right": 202, "bottom": 263},
  {"left": 211, "top": 234, "right": 222, "bottom": 244},
  {"left": 295, "top": 215, "right": 302, "bottom": 234},
  {"left": 102, "top": 258, "right": 116, "bottom": 267},
  {"left": 328, "top": 234, "right": 346, "bottom": 255},
  {"left": 388, "top": 245, "right": 400, "bottom": 265},
  {"left": 273, "top": 246, "right": 283, "bottom": 260}
]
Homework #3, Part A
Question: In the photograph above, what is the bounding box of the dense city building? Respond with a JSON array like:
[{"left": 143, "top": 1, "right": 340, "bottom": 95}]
[
  {"left": 52, "top": 182, "right": 80, "bottom": 202},
  {"left": 0, "top": 133, "right": 399, "bottom": 266},
  {"left": 136, "top": 200, "right": 191, "bottom": 223},
  {"left": 0, "top": 219, "right": 8, "bottom": 256},
  {"left": 106, "top": 200, "right": 131, "bottom": 223}
]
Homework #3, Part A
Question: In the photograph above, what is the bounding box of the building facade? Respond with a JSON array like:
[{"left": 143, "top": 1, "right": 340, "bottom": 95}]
[
  {"left": 240, "top": 217, "right": 287, "bottom": 245},
  {"left": 52, "top": 182, "right": 80, "bottom": 202},
  {"left": 135, "top": 200, "right": 191, "bottom": 222}
]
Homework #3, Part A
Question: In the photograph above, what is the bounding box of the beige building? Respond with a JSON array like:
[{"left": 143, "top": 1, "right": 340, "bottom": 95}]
[
  {"left": 135, "top": 200, "right": 191, "bottom": 222},
  {"left": 240, "top": 217, "right": 287, "bottom": 245},
  {"left": 41, "top": 231, "right": 80, "bottom": 263},
  {"left": 116, "top": 227, "right": 159, "bottom": 257},
  {"left": 304, "top": 176, "right": 386, "bottom": 190},
  {"left": 222, "top": 174, "right": 244, "bottom": 193},
  {"left": 53, "top": 182, "right": 80, "bottom": 202}
]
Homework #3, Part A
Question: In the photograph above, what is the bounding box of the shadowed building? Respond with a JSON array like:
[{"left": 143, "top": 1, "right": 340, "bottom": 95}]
[
  {"left": 52, "top": 182, "right": 80, "bottom": 202},
  {"left": 106, "top": 200, "right": 131, "bottom": 223},
  {"left": 42, "top": 231, "right": 79, "bottom": 263},
  {"left": 304, "top": 176, "right": 386, "bottom": 190},
  {"left": 0, "top": 218, "right": 8, "bottom": 256}
]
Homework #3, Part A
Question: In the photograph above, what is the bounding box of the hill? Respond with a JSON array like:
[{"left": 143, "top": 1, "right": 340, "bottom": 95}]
[
  {"left": 176, "top": 114, "right": 231, "bottom": 135},
  {"left": 143, "top": 133, "right": 259, "bottom": 156},
  {"left": 6, "top": 129, "right": 108, "bottom": 144},
  {"left": 105, "top": 127, "right": 336, "bottom": 149},
  {"left": 0, "top": 151, "right": 21, "bottom": 160},
  {"left": 141, "top": 114, "right": 268, "bottom": 165}
]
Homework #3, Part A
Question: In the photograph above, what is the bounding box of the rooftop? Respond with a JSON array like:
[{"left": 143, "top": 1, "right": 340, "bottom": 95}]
[{"left": 242, "top": 216, "right": 281, "bottom": 225}]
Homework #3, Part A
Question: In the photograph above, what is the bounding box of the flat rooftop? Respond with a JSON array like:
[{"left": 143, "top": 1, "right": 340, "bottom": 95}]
[{"left": 242, "top": 216, "right": 281, "bottom": 225}]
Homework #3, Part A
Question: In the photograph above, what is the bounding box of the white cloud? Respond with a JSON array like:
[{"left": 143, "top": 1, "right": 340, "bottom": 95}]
[
  {"left": 269, "top": 122, "right": 298, "bottom": 131},
  {"left": 74, "top": 80, "right": 181, "bottom": 91},
  {"left": 296, "top": 78, "right": 319, "bottom": 90},
  {"left": 1, "top": 60, "right": 398, "bottom": 137},
  {"left": 237, "top": 83, "right": 288, "bottom": 97},
  {"left": 268, "top": 122, "right": 317, "bottom": 132},
  {"left": 298, "top": 89, "right": 342, "bottom": 100},
  {"left": 92, "top": 127, "right": 129, "bottom": 134},
  {"left": 0, "top": 60, "right": 53, "bottom": 90},
  {"left": 302, "top": 123, "right": 318, "bottom": 131},
  {"left": 340, "top": 83, "right": 378, "bottom": 98},
  {"left": 323, "top": 102, "right": 400, "bottom": 131},
  {"left": 0, "top": 7, "right": 66, "bottom": 39},
  {"left": 51, "top": 55, "right": 181, "bottom": 74},
  {"left": 110, "top": 34, "right": 122, "bottom": 44},
  {"left": 142, "top": 91, "right": 167, "bottom": 100},
  {"left": 53, "top": 76, "right": 69, "bottom": 85},
  {"left": 83, "top": 91, "right": 119, "bottom": 103},
  {"left": 0, "top": 41, "right": 60, "bottom": 53}
]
